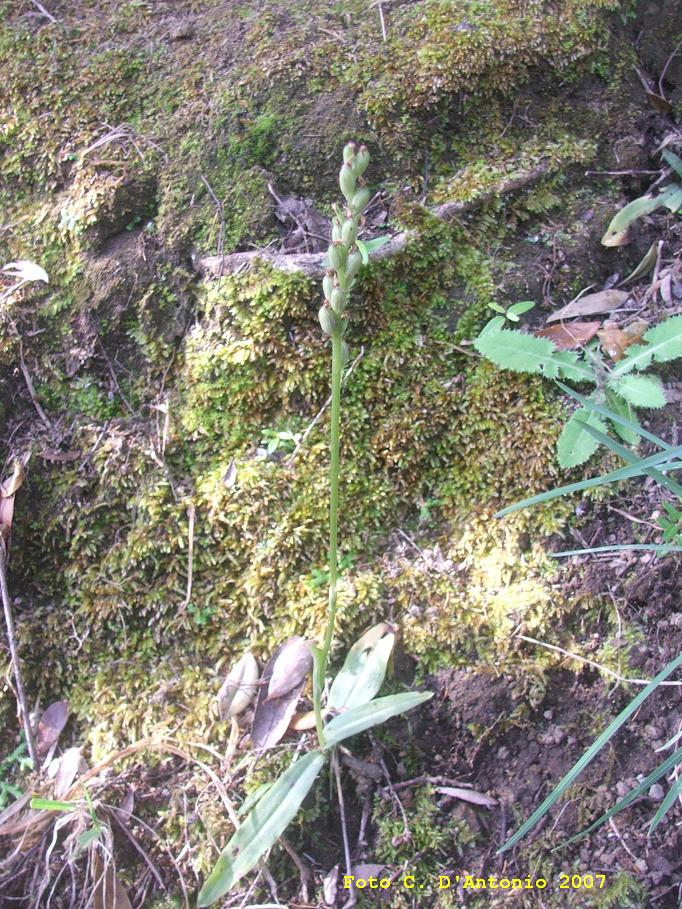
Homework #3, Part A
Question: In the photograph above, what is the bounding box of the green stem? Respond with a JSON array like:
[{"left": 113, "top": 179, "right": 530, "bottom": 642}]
[{"left": 314, "top": 329, "right": 343, "bottom": 748}]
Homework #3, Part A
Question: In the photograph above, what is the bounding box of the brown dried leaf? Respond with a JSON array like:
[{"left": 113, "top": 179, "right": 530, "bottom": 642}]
[
  {"left": 535, "top": 321, "right": 601, "bottom": 349},
  {"left": 92, "top": 850, "right": 133, "bottom": 909},
  {"left": 217, "top": 652, "right": 259, "bottom": 720},
  {"left": 37, "top": 701, "right": 69, "bottom": 757},
  {"left": 289, "top": 709, "right": 320, "bottom": 731},
  {"left": 1, "top": 462, "right": 24, "bottom": 498},
  {"left": 597, "top": 322, "right": 645, "bottom": 361},
  {"left": 52, "top": 747, "right": 85, "bottom": 798},
  {"left": 547, "top": 290, "right": 629, "bottom": 323},
  {"left": 266, "top": 635, "right": 312, "bottom": 701},
  {"left": 436, "top": 786, "right": 498, "bottom": 808},
  {"left": 251, "top": 645, "right": 306, "bottom": 749}
]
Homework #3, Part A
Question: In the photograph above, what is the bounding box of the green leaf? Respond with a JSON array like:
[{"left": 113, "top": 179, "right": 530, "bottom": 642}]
[
  {"left": 323, "top": 692, "right": 432, "bottom": 748},
  {"left": 557, "top": 406, "right": 606, "bottom": 468},
  {"left": 498, "top": 653, "right": 682, "bottom": 853},
  {"left": 197, "top": 751, "right": 325, "bottom": 906},
  {"left": 495, "top": 443, "right": 682, "bottom": 517},
  {"left": 662, "top": 149, "right": 682, "bottom": 179},
  {"left": 363, "top": 236, "right": 390, "bottom": 253},
  {"left": 562, "top": 745, "right": 682, "bottom": 847},
  {"left": 661, "top": 185, "right": 682, "bottom": 212},
  {"left": 76, "top": 825, "right": 101, "bottom": 850},
  {"left": 557, "top": 382, "right": 670, "bottom": 449},
  {"left": 614, "top": 314, "right": 682, "bottom": 374},
  {"left": 355, "top": 239, "right": 369, "bottom": 265},
  {"left": 29, "top": 798, "right": 78, "bottom": 812},
  {"left": 474, "top": 327, "right": 591, "bottom": 380},
  {"left": 328, "top": 623, "right": 396, "bottom": 710},
  {"left": 607, "top": 374, "right": 666, "bottom": 408},
  {"left": 506, "top": 300, "right": 535, "bottom": 318},
  {"left": 649, "top": 769, "right": 682, "bottom": 834},
  {"left": 606, "top": 392, "right": 641, "bottom": 446},
  {"left": 552, "top": 543, "right": 682, "bottom": 556},
  {"left": 601, "top": 184, "right": 682, "bottom": 246}
]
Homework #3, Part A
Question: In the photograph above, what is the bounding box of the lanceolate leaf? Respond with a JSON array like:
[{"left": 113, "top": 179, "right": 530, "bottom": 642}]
[
  {"left": 613, "top": 314, "right": 682, "bottom": 375},
  {"left": 197, "top": 752, "right": 325, "bottom": 906},
  {"left": 323, "top": 692, "right": 432, "bottom": 748},
  {"left": 607, "top": 373, "right": 666, "bottom": 409},
  {"left": 328, "top": 622, "right": 396, "bottom": 710},
  {"left": 556, "top": 406, "right": 606, "bottom": 468},
  {"left": 601, "top": 185, "right": 682, "bottom": 246}
]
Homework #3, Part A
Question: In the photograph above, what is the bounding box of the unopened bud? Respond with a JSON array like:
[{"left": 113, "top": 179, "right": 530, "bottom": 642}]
[
  {"left": 330, "top": 286, "right": 346, "bottom": 314},
  {"left": 353, "top": 145, "right": 370, "bottom": 177},
  {"left": 339, "top": 163, "right": 356, "bottom": 202},
  {"left": 341, "top": 218, "right": 357, "bottom": 246},
  {"left": 331, "top": 219, "right": 342, "bottom": 243},
  {"left": 323, "top": 273, "right": 335, "bottom": 300},
  {"left": 328, "top": 244, "right": 347, "bottom": 272},
  {"left": 346, "top": 251, "right": 362, "bottom": 282},
  {"left": 351, "top": 187, "right": 370, "bottom": 213},
  {"left": 343, "top": 142, "right": 357, "bottom": 164},
  {"left": 319, "top": 304, "right": 339, "bottom": 336}
]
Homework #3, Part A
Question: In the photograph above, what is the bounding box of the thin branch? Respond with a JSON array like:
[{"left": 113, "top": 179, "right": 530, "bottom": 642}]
[
  {"left": 196, "top": 164, "right": 550, "bottom": 279},
  {"left": 181, "top": 502, "right": 195, "bottom": 610},
  {"left": 29, "top": 0, "right": 57, "bottom": 23},
  {"left": 517, "top": 633, "right": 682, "bottom": 687},
  {"left": 17, "top": 339, "right": 51, "bottom": 429},
  {"left": 0, "top": 542, "right": 38, "bottom": 767}
]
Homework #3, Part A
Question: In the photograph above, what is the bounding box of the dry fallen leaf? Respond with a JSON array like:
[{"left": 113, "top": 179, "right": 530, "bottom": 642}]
[
  {"left": 251, "top": 644, "right": 307, "bottom": 749},
  {"left": 535, "top": 321, "right": 601, "bottom": 349},
  {"left": 37, "top": 700, "right": 69, "bottom": 758},
  {"left": 267, "top": 635, "right": 312, "bottom": 701},
  {"left": 547, "top": 290, "right": 629, "bottom": 323},
  {"left": 597, "top": 320, "right": 646, "bottom": 361},
  {"left": 92, "top": 849, "right": 133, "bottom": 909},
  {"left": 217, "top": 652, "right": 259, "bottom": 720},
  {"left": 436, "top": 785, "right": 498, "bottom": 808}
]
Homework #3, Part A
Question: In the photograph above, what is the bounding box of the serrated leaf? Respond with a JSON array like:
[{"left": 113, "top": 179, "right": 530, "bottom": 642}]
[
  {"left": 323, "top": 692, "right": 432, "bottom": 748},
  {"left": 267, "top": 636, "right": 312, "bottom": 701},
  {"left": 608, "top": 373, "right": 666, "bottom": 408},
  {"left": 328, "top": 623, "right": 395, "bottom": 710},
  {"left": 217, "top": 652, "right": 259, "bottom": 720},
  {"left": 614, "top": 314, "right": 682, "bottom": 374},
  {"left": 557, "top": 407, "right": 606, "bottom": 468},
  {"left": 601, "top": 185, "right": 682, "bottom": 246},
  {"left": 474, "top": 327, "right": 591, "bottom": 380},
  {"left": 197, "top": 751, "right": 325, "bottom": 906}
]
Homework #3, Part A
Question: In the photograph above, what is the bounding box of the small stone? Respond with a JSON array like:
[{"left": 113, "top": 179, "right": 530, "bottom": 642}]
[
  {"left": 170, "top": 21, "right": 195, "bottom": 40},
  {"left": 648, "top": 783, "right": 664, "bottom": 801}
]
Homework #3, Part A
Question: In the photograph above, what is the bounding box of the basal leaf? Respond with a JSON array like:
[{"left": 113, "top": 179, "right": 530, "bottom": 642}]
[
  {"left": 328, "top": 622, "right": 395, "bottom": 710},
  {"left": 323, "top": 692, "right": 432, "bottom": 748},
  {"left": 614, "top": 314, "right": 682, "bottom": 374},
  {"left": 607, "top": 374, "right": 666, "bottom": 409},
  {"left": 197, "top": 751, "right": 325, "bottom": 906},
  {"left": 556, "top": 407, "right": 606, "bottom": 468},
  {"left": 605, "top": 391, "right": 640, "bottom": 446},
  {"left": 601, "top": 185, "right": 681, "bottom": 246},
  {"left": 474, "top": 327, "right": 591, "bottom": 380},
  {"left": 662, "top": 149, "right": 682, "bottom": 180}
]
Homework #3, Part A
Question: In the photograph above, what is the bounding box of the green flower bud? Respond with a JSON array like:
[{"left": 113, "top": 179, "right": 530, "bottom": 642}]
[
  {"left": 351, "top": 187, "right": 370, "bottom": 213},
  {"left": 341, "top": 340, "right": 349, "bottom": 366},
  {"left": 343, "top": 142, "right": 357, "bottom": 164},
  {"left": 318, "top": 304, "right": 339, "bottom": 336},
  {"left": 346, "top": 250, "right": 362, "bottom": 282},
  {"left": 330, "top": 286, "right": 346, "bottom": 314},
  {"left": 331, "top": 219, "right": 342, "bottom": 243},
  {"left": 322, "top": 273, "right": 335, "bottom": 300},
  {"left": 339, "top": 163, "right": 356, "bottom": 202},
  {"left": 328, "top": 243, "right": 347, "bottom": 272},
  {"left": 341, "top": 218, "right": 357, "bottom": 246},
  {"left": 353, "top": 145, "right": 370, "bottom": 177}
]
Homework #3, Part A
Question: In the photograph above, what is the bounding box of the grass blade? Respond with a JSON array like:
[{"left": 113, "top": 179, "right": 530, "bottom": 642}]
[
  {"left": 560, "top": 745, "right": 682, "bottom": 847},
  {"left": 495, "top": 443, "right": 682, "bottom": 517},
  {"left": 555, "top": 382, "right": 671, "bottom": 450},
  {"left": 552, "top": 544, "right": 682, "bottom": 557},
  {"left": 497, "top": 652, "right": 682, "bottom": 853},
  {"left": 648, "top": 770, "right": 682, "bottom": 834}
]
